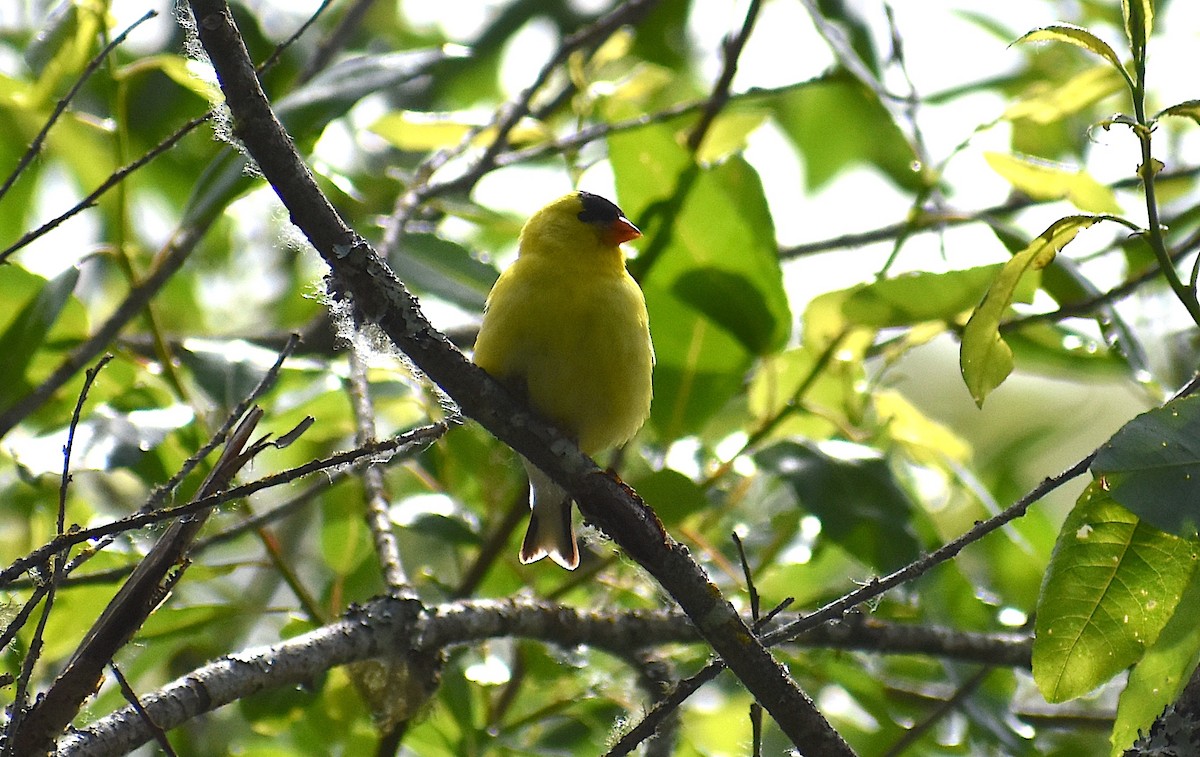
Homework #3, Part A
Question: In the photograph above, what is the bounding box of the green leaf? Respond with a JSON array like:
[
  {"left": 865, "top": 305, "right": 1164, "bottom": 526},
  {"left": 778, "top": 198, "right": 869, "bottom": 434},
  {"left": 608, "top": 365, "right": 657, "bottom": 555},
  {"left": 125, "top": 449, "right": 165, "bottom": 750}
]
[
  {"left": 1112, "top": 566, "right": 1200, "bottom": 756},
  {"left": 0, "top": 266, "right": 80, "bottom": 408},
  {"left": 275, "top": 49, "right": 456, "bottom": 134},
  {"left": 756, "top": 440, "right": 921, "bottom": 572},
  {"left": 691, "top": 107, "right": 768, "bottom": 163},
  {"left": 1003, "top": 65, "right": 1125, "bottom": 124},
  {"left": 1006, "top": 322, "right": 1128, "bottom": 380},
  {"left": 1155, "top": 99, "right": 1200, "bottom": 126},
  {"left": 840, "top": 265, "right": 1006, "bottom": 328},
  {"left": 769, "top": 71, "right": 922, "bottom": 192},
  {"left": 1122, "top": 0, "right": 1154, "bottom": 59},
  {"left": 368, "top": 110, "right": 546, "bottom": 152},
  {"left": 984, "top": 152, "right": 1121, "bottom": 213},
  {"left": 321, "top": 488, "right": 372, "bottom": 575},
  {"left": 959, "top": 215, "right": 1102, "bottom": 406},
  {"left": 610, "top": 124, "right": 791, "bottom": 439},
  {"left": 24, "top": 1, "right": 103, "bottom": 108},
  {"left": 1033, "top": 482, "right": 1198, "bottom": 702},
  {"left": 630, "top": 468, "right": 707, "bottom": 525},
  {"left": 1091, "top": 395, "right": 1200, "bottom": 536},
  {"left": 1015, "top": 24, "right": 1127, "bottom": 80},
  {"left": 139, "top": 604, "right": 241, "bottom": 639},
  {"left": 388, "top": 233, "right": 497, "bottom": 311},
  {"left": 746, "top": 344, "right": 863, "bottom": 443},
  {"left": 121, "top": 54, "right": 220, "bottom": 103}
]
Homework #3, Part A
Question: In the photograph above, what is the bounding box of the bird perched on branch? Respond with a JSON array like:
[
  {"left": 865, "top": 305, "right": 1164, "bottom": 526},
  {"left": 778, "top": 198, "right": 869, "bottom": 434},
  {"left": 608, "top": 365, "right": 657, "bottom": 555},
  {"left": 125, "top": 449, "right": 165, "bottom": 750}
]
[{"left": 473, "top": 191, "right": 654, "bottom": 569}]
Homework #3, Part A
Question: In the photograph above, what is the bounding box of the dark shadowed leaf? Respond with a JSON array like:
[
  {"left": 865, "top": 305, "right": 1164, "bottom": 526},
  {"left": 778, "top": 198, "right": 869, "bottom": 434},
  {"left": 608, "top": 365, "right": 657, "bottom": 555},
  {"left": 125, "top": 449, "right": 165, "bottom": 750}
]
[
  {"left": 389, "top": 233, "right": 497, "bottom": 311},
  {"left": 1091, "top": 395, "right": 1200, "bottom": 536},
  {"left": 0, "top": 266, "right": 80, "bottom": 408},
  {"left": 756, "top": 440, "right": 920, "bottom": 572}
]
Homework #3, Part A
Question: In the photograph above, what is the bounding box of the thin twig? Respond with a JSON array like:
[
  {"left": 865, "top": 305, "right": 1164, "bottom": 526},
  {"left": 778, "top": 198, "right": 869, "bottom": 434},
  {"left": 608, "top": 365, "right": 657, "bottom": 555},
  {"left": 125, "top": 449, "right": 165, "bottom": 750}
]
[
  {"left": 348, "top": 349, "right": 410, "bottom": 592},
  {"left": 0, "top": 422, "right": 448, "bottom": 590},
  {"left": 0, "top": 113, "right": 211, "bottom": 265},
  {"left": 881, "top": 665, "right": 992, "bottom": 757},
  {"left": 107, "top": 663, "right": 177, "bottom": 757},
  {"left": 380, "top": 0, "right": 661, "bottom": 254},
  {"left": 609, "top": 372, "right": 1200, "bottom": 747},
  {"left": 0, "top": 11, "right": 158, "bottom": 205},
  {"left": 3, "top": 356, "right": 112, "bottom": 753},
  {"left": 686, "top": 0, "right": 763, "bottom": 152}
]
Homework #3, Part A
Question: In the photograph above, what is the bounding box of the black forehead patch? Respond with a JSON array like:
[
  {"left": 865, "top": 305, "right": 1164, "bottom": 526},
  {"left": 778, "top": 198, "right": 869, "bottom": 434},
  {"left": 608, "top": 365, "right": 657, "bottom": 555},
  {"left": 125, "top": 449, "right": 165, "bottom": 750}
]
[{"left": 577, "top": 191, "right": 625, "bottom": 225}]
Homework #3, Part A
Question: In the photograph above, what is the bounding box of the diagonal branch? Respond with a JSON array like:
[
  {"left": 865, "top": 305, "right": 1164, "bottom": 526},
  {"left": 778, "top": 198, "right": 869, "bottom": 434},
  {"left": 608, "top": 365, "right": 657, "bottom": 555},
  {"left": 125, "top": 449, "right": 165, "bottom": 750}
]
[{"left": 183, "top": 0, "right": 852, "bottom": 753}]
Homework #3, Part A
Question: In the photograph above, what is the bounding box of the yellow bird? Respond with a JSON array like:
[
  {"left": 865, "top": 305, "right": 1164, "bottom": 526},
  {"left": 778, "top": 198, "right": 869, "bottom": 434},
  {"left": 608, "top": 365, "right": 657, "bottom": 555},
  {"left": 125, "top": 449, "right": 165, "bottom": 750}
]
[{"left": 473, "top": 192, "right": 654, "bottom": 569}]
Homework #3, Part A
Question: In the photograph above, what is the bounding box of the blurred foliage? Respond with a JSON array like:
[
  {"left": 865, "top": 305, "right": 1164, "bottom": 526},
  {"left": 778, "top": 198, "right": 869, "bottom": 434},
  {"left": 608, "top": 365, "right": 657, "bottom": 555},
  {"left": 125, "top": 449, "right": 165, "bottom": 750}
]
[{"left": 1, "top": 0, "right": 1199, "bottom": 755}]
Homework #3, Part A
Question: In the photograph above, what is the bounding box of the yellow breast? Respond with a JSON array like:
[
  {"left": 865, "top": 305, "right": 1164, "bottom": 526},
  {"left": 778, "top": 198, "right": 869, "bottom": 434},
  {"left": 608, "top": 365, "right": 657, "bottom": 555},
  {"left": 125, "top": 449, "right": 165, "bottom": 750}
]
[{"left": 474, "top": 253, "right": 653, "bottom": 454}]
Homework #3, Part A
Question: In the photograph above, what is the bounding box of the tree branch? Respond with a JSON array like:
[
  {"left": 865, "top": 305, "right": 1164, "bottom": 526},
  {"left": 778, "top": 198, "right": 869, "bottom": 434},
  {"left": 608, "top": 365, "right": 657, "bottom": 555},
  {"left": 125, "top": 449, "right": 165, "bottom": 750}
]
[
  {"left": 183, "top": 1, "right": 851, "bottom": 751},
  {"left": 58, "top": 596, "right": 1034, "bottom": 756}
]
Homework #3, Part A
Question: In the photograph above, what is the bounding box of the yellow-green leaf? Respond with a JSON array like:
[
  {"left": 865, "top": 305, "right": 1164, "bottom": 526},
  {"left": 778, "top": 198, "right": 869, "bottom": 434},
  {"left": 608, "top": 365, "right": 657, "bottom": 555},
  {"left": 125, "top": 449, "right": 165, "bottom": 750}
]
[
  {"left": 959, "top": 215, "right": 1101, "bottom": 406},
  {"left": 1122, "top": 0, "right": 1154, "bottom": 59},
  {"left": 1033, "top": 482, "right": 1197, "bottom": 703},
  {"left": 1004, "top": 65, "right": 1125, "bottom": 124},
  {"left": 690, "top": 107, "right": 768, "bottom": 163},
  {"left": 1016, "top": 24, "right": 1127, "bottom": 79},
  {"left": 985, "top": 152, "right": 1121, "bottom": 213},
  {"left": 119, "top": 54, "right": 221, "bottom": 103},
  {"left": 369, "top": 111, "right": 546, "bottom": 151},
  {"left": 1156, "top": 99, "right": 1200, "bottom": 126},
  {"left": 1111, "top": 567, "right": 1200, "bottom": 756}
]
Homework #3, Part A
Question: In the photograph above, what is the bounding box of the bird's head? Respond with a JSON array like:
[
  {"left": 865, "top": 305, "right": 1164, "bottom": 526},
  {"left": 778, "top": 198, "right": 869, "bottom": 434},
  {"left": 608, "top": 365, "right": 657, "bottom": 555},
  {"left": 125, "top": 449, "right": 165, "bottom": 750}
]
[{"left": 517, "top": 192, "right": 641, "bottom": 261}]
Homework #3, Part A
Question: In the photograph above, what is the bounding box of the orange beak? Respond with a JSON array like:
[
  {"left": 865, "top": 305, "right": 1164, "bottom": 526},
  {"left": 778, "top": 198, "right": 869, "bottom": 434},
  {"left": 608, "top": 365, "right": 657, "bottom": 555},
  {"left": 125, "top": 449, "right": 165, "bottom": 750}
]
[{"left": 602, "top": 216, "right": 642, "bottom": 246}]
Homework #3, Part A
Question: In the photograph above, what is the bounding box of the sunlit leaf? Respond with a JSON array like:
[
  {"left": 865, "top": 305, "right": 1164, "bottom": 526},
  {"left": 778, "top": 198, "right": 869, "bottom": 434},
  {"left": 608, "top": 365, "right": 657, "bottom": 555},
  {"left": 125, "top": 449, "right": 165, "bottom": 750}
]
[
  {"left": 1003, "top": 65, "right": 1125, "bottom": 124},
  {"left": 1015, "top": 24, "right": 1127, "bottom": 80},
  {"left": 1155, "top": 99, "right": 1200, "bottom": 126},
  {"left": 840, "top": 265, "right": 1007, "bottom": 328},
  {"left": 746, "top": 343, "right": 865, "bottom": 443},
  {"left": 611, "top": 123, "right": 791, "bottom": 439},
  {"left": 984, "top": 152, "right": 1121, "bottom": 213},
  {"left": 1122, "top": 0, "right": 1154, "bottom": 59},
  {"left": 960, "top": 215, "right": 1102, "bottom": 406},
  {"left": 24, "top": 1, "right": 102, "bottom": 108},
  {"left": 118, "top": 54, "right": 220, "bottom": 102},
  {"left": 769, "top": 71, "right": 922, "bottom": 192},
  {"left": 1033, "top": 482, "right": 1198, "bottom": 702},
  {"left": 872, "top": 390, "right": 972, "bottom": 466},
  {"left": 368, "top": 111, "right": 546, "bottom": 151},
  {"left": 1112, "top": 568, "right": 1200, "bottom": 756},
  {"left": 690, "top": 107, "right": 768, "bottom": 163},
  {"left": 1091, "top": 395, "right": 1200, "bottom": 536}
]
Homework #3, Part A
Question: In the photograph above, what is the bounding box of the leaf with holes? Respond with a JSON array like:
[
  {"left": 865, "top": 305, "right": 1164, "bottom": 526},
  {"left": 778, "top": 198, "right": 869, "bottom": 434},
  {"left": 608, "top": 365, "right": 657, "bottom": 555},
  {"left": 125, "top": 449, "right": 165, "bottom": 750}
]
[{"left": 1033, "top": 482, "right": 1198, "bottom": 702}]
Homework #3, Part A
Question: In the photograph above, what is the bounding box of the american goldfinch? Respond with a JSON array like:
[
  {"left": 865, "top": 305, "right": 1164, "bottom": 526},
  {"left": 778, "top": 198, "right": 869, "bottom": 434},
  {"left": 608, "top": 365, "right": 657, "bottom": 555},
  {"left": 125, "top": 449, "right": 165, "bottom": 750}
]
[{"left": 473, "top": 191, "right": 654, "bottom": 570}]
